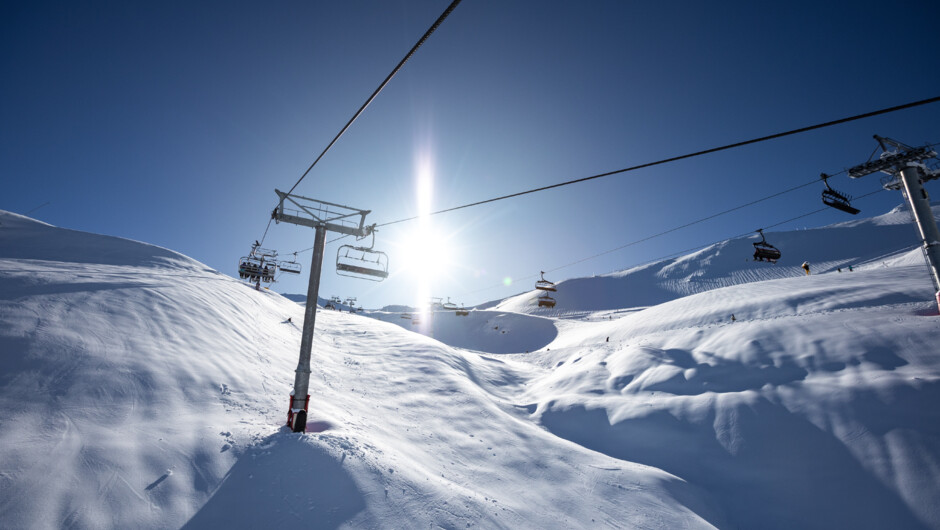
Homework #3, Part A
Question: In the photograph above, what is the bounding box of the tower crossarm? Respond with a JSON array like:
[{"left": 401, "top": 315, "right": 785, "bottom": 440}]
[{"left": 273, "top": 189, "right": 373, "bottom": 238}]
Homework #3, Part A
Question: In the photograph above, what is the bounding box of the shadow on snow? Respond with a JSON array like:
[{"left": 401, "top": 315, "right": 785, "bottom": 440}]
[{"left": 183, "top": 433, "right": 366, "bottom": 529}]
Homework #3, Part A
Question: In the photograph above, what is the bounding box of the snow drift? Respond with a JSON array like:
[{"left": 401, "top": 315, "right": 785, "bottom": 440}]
[{"left": 2, "top": 205, "right": 940, "bottom": 529}]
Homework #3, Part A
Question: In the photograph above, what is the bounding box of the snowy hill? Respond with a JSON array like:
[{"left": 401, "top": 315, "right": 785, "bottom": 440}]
[
  {"left": 2, "top": 206, "right": 940, "bottom": 529},
  {"left": 492, "top": 203, "right": 933, "bottom": 316}
]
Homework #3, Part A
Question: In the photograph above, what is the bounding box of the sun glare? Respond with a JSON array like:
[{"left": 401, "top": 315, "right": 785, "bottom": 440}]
[{"left": 398, "top": 148, "right": 458, "bottom": 308}]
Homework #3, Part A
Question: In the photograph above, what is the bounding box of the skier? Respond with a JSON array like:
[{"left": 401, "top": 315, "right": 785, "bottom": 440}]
[
  {"left": 731, "top": 314, "right": 736, "bottom": 323},
  {"left": 801, "top": 261, "right": 811, "bottom": 276}
]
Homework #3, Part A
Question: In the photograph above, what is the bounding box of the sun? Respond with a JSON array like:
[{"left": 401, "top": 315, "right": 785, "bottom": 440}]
[{"left": 398, "top": 226, "right": 453, "bottom": 285}]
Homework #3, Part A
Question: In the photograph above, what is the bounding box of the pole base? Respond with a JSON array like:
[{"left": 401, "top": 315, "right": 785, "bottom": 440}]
[
  {"left": 289, "top": 409, "right": 307, "bottom": 433},
  {"left": 287, "top": 394, "right": 311, "bottom": 433}
]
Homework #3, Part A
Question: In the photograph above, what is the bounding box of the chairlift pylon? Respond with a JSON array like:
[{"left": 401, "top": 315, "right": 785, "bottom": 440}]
[
  {"left": 535, "top": 271, "right": 557, "bottom": 292},
  {"left": 752, "top": 229, "right": 782, "bottom": 263},
  {"left": 820, "top": 173, "right": 860, "bottom": 215}
]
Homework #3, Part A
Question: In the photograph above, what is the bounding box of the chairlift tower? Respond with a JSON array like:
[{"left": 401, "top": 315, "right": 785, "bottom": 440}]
[
  {"left": 847, "top": 136, "right": 940, "bottom": 308},
  {"left": 272, "top": 189, "right": 385, "bottom": 432}
]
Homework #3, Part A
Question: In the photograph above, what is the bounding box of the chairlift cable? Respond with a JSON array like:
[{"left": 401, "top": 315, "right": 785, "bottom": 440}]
[
  {"left": 258, "top": 218, "right": 274, "bottom": 247},
  {"left": 541, "top": 177, "right": 823, "bottom": 274},
  {"left": 281, "top": 0, "right": 463, "bottom": 200},
  {"left": 459, "top": 187, "right": 888, "bottom": 299},
  {"left": 376, "top": 95, "right": 940, "bottom": 228},
  {"left": 252, "top": 0, "right": 461, "bottom": 250}
]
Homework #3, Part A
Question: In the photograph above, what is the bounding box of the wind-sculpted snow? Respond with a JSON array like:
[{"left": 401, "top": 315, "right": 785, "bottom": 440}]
[
  {"left": 2, "top": 206, "right": 940, "bottom": 529},
  {"left": 366, "top": 309, "right": 558, "bottom": 353},
  {"left": 523, "top": 265, "right": 940, "bottom": 528},
  {"left": 0, "top": 211, "right": 713, "bottom": 529}
]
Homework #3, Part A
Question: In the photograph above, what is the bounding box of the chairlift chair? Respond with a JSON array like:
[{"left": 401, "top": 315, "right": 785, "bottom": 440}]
[
  {"left": 260, "top": 263, "right": 275, "bottom": 283},
  {"left": 239, "top": 242, "right": 278, "bottom": 283},
  {"left": 401, "top": 312, "right": 413, "bottom": 319},
  {"left": 237, "top": 257, "right": 275, "bottom": 282},
  {"left": 752, "top": 229, "right": 782, "bottom": 263},
  {"left": 442, "top": 297, "right": 458, "bottom": 311},
  {"left": 278, "top": 253, "right": 302, "bottom": 274},
  {"left": 237, "top": 257, "right": 260, "bottom": 280},
  {"left": 455, "top": 305, "right": 469, "bottom": 316},
  {"left": 820, "top": 173, "right": 860, "bottom": 215},
  {"left": 535, "top": 271, "right": 557, "bottom": 292},
  {"left": 336, "top": 245, "right": 389, "bottom": 281},
  {"left": 538, "top": 292, "right": 556, "bottom": 308}
]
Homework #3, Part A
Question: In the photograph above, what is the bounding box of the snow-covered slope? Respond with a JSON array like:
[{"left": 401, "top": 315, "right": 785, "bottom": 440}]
[
  {"left": 2, "top": 206, "right": 939, "bottom": 529},
  {"left": 495, "top": 203, "right": 933, "bottom": 316}
]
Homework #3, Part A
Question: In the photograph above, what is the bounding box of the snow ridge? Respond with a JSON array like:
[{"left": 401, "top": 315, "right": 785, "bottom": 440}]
[{"left": 2, "top": 206, "right": 940, "bottom": 529}]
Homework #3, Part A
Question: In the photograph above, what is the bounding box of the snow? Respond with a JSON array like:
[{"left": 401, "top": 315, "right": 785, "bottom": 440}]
[{"left": 1, "top": 205, "right": 940, "bottom": 529}]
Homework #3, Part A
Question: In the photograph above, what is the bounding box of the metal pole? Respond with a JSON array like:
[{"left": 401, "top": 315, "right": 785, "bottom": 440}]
[
  {"left": 898, "top": 166, "right": 940, "bottom": 297},
  {"left": 289, "top": 224, "right": 327, "bottom": 432}
]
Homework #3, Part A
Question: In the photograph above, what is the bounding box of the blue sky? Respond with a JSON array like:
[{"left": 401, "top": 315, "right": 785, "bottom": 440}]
[{"left": 3, "top": 0, "right": 939, "bottom": 309}]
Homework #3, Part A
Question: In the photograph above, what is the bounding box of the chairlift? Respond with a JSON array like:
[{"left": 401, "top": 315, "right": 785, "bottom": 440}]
[
  {"left": 455, "top": 305, "right": 469, "bottom": 316},
  {"left": 538, "top": 291, "right": 556, "bottom": 308},
  {"left": 401, "top": 312, "right": 413, "bottom": 319},
  {"left": 752, "top": 229, "right": 782, "bottom": 263},
  {"left": 820, "top": 173, "right": 860, "bottom": 215},
  {"left": 238, "top": 241, "right": 278, "bottom": 283},
  {"left": 429, "top": 297, "right": 443, "bottom": 310},
  {"left": 336, "top": 245, "right": 388, "bottom": 281},
  {"left": 237, "top": 257, "right": 261, "bottom": 280},
  {"left": 535, "top": 271, "right": 557, "bottom": 292},
  {"left": 260, "top": 264, "right": 275, "bottom": 283},
  {"left": 278, "top": 253, "right": 302, "bottom": 274},
  {"left": 335, "top": 231, "right": 389, "bottom": 281},
  {"left": 442, "top": 297, "right": 458, "bottom": 311}
]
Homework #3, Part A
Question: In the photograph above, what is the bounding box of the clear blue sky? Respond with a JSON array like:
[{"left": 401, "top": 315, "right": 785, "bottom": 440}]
[{"left": 3, "top": 0, "right": 939, "bottom": 309}]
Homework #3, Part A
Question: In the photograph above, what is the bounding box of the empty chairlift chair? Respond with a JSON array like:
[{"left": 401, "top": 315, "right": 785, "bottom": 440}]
[
  {"left": 535, "top": 271, "right": 556, "bottom": 292},
  {"left": 336, "top": 245, "right": 389, "bottom": 281},
  {"left": 820, "top": 173, "right": 860, "bottom": 215},
  {"left": 442, "top": 297, "right": 458, "bottom": 311},
  {"left": 752, "top": 229, "right": 782, "bottom": 263},
  {"left": 278, "top": 253, "right": 303, "bottom": 274}
]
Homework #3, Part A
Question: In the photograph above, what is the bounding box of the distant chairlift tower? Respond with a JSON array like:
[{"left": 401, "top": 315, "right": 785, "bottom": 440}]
[
  {"left": 272, "top": 189, "right": 388, "bottom": 432},
  {"left": 846, "top": 136, "right": 940, "bottom": 310}
]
